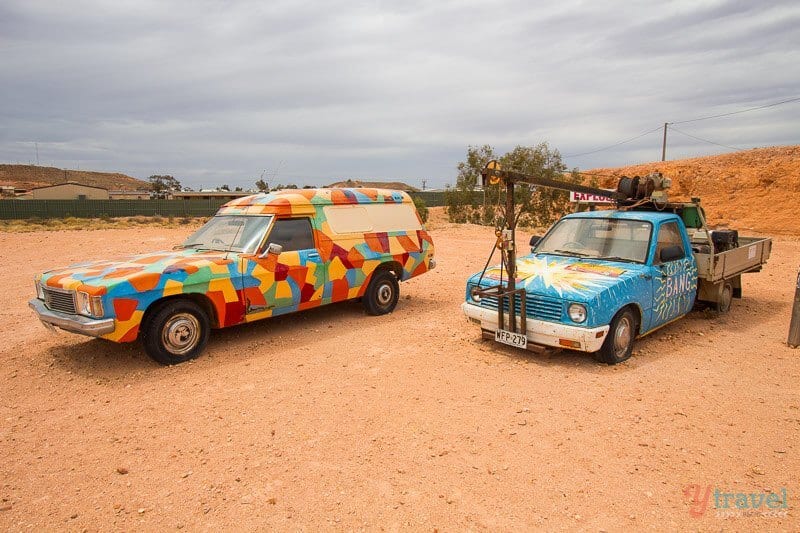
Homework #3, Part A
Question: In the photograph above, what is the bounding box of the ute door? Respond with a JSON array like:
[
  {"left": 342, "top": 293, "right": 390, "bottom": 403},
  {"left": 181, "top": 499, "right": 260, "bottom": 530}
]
[
  {"left": 243, "top": 217, "right": 326, "bottom": 317},
  {"left": 648, "top": 220, "right": 697, "bottom": 329}
]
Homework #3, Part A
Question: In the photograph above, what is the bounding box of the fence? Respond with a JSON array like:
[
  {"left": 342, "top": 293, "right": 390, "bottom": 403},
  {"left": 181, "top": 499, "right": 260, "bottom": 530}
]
[
  {"left": 0, "top": 191, "right": 458, "bottom": 220},
  {"left": 0, "top": 199, "right": 231, "bottom": 220}
]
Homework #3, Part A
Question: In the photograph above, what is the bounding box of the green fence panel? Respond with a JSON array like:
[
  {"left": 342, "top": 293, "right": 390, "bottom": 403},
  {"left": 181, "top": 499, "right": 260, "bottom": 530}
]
[{"left": 0, "top": 200, "right": 230, "bottom": 220}]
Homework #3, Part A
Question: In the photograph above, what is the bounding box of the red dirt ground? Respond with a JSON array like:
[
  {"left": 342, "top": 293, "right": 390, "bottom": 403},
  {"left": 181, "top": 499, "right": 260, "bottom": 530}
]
[{"left": 1, "top": 219, "right": 798, "bottom": 530}]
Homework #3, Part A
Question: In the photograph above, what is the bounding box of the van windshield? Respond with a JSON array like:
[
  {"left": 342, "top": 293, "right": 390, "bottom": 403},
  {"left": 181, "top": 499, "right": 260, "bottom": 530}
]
[
  {"left": 535, "top": 218, "right": 652, "bottom": 263},
  {"left": 181, "top": 215, "right": 273, "bottom": 253}
]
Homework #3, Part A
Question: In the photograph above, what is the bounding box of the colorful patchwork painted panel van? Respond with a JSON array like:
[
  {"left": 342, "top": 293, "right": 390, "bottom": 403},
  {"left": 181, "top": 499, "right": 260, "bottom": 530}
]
[{"left": 30, "top": 188, "right": 435, "bottom": 364}]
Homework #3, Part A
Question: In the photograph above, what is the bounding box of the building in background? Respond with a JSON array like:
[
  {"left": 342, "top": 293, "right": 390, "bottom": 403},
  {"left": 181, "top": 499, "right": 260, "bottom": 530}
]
[
  {"left": 171, "top": 191, "right": 251, "bottom": 201},
  {"left": 109, "top": 190, "right": 152, "bottom": 200},
  {"left": 31, "top": 182, "right": 109, "bottom": 200}
]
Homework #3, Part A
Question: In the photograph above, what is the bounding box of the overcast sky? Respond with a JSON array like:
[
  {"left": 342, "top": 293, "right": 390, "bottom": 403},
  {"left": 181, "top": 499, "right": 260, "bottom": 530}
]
[{"left": 1, "top": 0, "right": 798, "bottom": 190}]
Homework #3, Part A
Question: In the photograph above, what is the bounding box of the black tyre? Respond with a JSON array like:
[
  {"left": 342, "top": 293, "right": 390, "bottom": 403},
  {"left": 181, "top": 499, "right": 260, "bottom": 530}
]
[
  {"left": 141, "top": 299, "right": 210, "bottom": 365},
  {"left": 714, "top": 282, "right": 733, "bottom": 313},
  {"left": 362, "top": 269, "right": 400, "bottom": 316},
  {"left": 596, "top": 308, "right": 637, "bottom": 365}
]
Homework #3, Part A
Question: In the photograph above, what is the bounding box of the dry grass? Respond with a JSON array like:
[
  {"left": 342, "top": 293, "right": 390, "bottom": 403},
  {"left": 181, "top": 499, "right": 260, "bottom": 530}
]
[{"left": 0, "top": 216, "right": 208, "bottom": 233}]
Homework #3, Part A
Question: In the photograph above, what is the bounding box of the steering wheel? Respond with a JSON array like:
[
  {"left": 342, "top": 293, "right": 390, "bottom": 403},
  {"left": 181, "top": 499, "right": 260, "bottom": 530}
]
[
  {"left": 562, "top": 241, "right": 584, "bottom": 250},
  {"left": 211, "top": 237, "right": 226, "bottom": 245}
]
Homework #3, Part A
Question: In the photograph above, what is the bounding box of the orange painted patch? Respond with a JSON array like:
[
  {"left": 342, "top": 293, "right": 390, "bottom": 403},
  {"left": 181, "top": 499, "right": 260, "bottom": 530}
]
[
  {"left": 132, "top": 255, "right": 169, "bottom": 265},
  {"left": 243, "top": 287, "right": 266, "bottom": 307},
  {"left": 331, "top": 279, "right": 350, "bottom": 302},
  {"left": 103, "top": 267, "right": 145, "bottom": 280},
  {"left": 364, "top": 233, "right": 383, "bottom": 253},
  {"left": 112, "top": 298, "right": 139, "bottom": 321},
  {"left": 346, "top": 247, "right": 365, "bottom": 268},
  {"left": 128, "top": 272, "right": 162, "bottom": 292},
  {"left": 206, "top": 290, "right": 228, "bottom": 325},
  {"left": 118, "top": 324, "right": 140, "bottom": 343},
  {"left": 45, "top": 274, "right": 70, "bottom": 287},
  {"left": 314, "top": 231, "right": 334, "bottom": 261},
  {"left": 76, "top": 284, "right": 107, "bottom": 297},
  {"left": 396, "top": 234, "right": 420, "bottom": 252}
]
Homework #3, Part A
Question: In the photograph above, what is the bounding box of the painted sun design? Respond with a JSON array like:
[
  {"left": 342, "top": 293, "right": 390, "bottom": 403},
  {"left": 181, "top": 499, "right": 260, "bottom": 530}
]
[{"left": 517, "top": 256, "right": 623, "bottom": 297}]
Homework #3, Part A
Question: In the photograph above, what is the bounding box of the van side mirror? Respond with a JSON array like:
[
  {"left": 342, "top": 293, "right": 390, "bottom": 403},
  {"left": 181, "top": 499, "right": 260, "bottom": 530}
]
[
  {"left": 659, "top": 244, "right": 684, "bottom": 263},
  {"left": 529, "top": 236, "right": 542, "bottom": 252},
  {"left": 259, "top": 243, "right": 283, "bottom": 259}
]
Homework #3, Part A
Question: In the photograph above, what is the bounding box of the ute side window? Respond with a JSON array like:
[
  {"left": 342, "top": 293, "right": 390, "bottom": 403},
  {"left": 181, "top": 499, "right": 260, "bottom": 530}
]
[
  {"left": 267, "top": 218, "right": 316, "bottom": 252},
  {"left": 654, "top": 221, "right": 686, "bottom": 264}
]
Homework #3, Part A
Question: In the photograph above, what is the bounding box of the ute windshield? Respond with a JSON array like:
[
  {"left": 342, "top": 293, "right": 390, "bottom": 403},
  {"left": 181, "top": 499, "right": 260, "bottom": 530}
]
[
  {"left": 181, "top": 215, "right": 273, "bottom": 253},
  {"left": 534, "top": 217, "right": 652, "bottom": 264}
]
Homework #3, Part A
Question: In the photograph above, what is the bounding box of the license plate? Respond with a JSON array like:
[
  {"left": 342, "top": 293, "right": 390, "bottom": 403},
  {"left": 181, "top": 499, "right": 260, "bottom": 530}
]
[{"left": 495, "top": 328, "right": 527, "bottom": 349}]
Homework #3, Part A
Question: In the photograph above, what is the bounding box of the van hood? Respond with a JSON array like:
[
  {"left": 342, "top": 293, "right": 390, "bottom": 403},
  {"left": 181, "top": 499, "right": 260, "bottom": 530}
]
[
  {"left": 38, "top": 248, "right": 238, "bottom": 294},
  {"left": 469, "top": 253, "right": 645, "bottom": 302}
]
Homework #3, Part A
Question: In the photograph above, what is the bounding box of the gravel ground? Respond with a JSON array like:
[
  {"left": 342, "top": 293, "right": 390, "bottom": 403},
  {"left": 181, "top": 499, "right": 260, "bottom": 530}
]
[{"left": 1, "top": 218, "right": 798, "bottom": 531}]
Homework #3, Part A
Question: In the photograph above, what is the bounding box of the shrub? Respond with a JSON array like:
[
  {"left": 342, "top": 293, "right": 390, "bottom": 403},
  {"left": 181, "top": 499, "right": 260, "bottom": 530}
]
[{"left": 413, "top": 196, "right": 429, "bottom": 223}]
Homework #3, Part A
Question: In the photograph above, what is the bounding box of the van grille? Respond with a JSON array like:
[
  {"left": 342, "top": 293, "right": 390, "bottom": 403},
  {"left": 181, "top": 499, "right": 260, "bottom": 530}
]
[
  {"left": 474, "top": 289, "right": 563, "bottom": 322},
  {"left": 43, "top": 287, "right": 77, "bottom": 314}
]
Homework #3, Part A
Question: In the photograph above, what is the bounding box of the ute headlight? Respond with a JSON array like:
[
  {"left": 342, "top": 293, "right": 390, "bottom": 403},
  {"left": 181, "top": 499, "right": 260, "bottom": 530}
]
[
  {"left": 568, "top": 303, "right": 587, "bottom": 323},
  {"left": 35, "top": 278, "right": 44, "bottom": 300},
  {"left": 75, "top": 291, "right": 104, "bottom": 318},
  {"left": 470, "top": 286, "right": 482, "bottom": 303}
]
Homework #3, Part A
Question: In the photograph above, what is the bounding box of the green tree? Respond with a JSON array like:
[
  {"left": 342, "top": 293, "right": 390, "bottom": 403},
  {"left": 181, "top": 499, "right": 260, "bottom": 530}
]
[
  {"left": 148, "top": 175, "right": 182, "bottom": 193},
  {"left": 448, "top": 142, "right": 581, "bottom": 228},
  {"left": 255, "top": 179, "right": 269, "bottom": 192},
  {"left": 219, "top": 184, "right": 230, "bottom": 191},
  {"left": 445, "top": 145, "right": 495, "bottom": 223}
]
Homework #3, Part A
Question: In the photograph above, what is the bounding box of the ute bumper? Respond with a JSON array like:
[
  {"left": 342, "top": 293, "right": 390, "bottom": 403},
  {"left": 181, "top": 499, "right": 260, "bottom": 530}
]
[
  {"left": 29, "top": 298, "right": 115, "bottom": 337},
  {"left": 461, "top": 301, "right": 609, "bottom": 353}
]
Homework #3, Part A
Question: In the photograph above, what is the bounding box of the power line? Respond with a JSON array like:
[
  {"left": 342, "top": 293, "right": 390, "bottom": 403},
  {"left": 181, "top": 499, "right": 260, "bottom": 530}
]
[
  {"left": 667, "top": 126, "right": 745, "bottom": 152},
  {"left": 672, "top": 95, "right": 800, "bottom": 125},
  {"left": 565, "top": 95, "right": 799, "bottom": 161},
  {"left": 563, "top": 125, "right": 663, "bottom": 158}
]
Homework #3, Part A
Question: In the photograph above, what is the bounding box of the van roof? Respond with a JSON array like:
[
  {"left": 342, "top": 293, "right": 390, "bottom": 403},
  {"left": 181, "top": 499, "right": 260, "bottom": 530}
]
[{"left": 217, "top": 188, "right": 413, "bottom": 216}]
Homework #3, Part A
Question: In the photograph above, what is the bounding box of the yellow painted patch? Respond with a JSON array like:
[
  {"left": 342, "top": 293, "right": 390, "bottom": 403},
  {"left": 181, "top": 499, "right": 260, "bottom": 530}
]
[
  {"left": 209, "top": 278, "right": 239, "bottom": 302},
  {"left": 328, "top": 256, "right": 347, "bottom": 281},
  {"left": 163, "top": 279, "right": 183, "bottom": 296},
  {"left": 275, "top": 281, "right": 293, "bottom": 299}
]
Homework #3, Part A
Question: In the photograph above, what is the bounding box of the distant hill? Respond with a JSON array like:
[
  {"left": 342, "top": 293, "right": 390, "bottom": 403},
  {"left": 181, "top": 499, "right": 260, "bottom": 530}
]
[
  {"left": 0, "top": 164, "right": 150, "bottom": 191},
  {"left": 586, "top": 145, "right": 800, "bottom": 235},
  {"left": 326, "top": 179, "right": 420, "bottom": 192}
]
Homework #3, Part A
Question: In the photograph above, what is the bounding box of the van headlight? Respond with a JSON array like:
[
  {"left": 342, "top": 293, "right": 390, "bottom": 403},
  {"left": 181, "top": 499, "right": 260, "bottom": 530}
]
[
  {"left": 568, "top": 303, "right": 587, "bottom": 323},
  {"left": 35, "top": 279, "right": 44, "bottom": 300},
  {"left": 76, "top": 291, "right": 104, "bottom": 317}
]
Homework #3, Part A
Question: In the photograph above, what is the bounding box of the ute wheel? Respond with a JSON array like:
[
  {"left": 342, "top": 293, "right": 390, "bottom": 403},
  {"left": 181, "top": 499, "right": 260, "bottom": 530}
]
[
  {"left": 142, "top": 299, "right": 210, "bottom": 365},
  {"left": 362, "top": 270, "right": 400, "bottom": 316},
  {"left": 714, "top": 282, "right": 733, "bottom": 314},
  {"left": 596, "top": 308, "right": 636, "bottom": 365}
]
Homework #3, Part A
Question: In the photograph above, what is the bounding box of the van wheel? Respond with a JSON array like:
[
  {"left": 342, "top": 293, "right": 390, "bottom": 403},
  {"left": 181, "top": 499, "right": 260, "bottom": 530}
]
[
  {"left": 142, "top": 300, "right": 210, "bottom": 365},
  {"left": 596, "top": 308, "right": 636, "bottom": 365},
  {"left": 363, "top": 270, "right": 399, "bottom": 315},
  {"left": 714, "top": 282, "right": 733, "bottom": 313}
]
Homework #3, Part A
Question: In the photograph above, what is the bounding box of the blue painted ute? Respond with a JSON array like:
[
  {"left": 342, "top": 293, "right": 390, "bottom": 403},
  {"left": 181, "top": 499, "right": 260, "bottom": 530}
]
[{"left": 462, "top": 210, "right": 698, "bottom": 353}]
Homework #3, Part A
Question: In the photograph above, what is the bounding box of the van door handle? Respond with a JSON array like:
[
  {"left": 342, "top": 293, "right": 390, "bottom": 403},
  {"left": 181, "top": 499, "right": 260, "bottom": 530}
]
[{"left": 640, "top": 273, "right": 652, "bottom": 280}]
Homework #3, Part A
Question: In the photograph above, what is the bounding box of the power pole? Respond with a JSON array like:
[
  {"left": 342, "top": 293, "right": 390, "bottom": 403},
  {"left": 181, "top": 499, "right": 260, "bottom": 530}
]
[
  {"left": 422, "top": 179, "right": 427, "bottom": 191},
  {"left": 661, "top": 122, "right": 669, "bottom": 161},
  {"left": 35, "top": 142, "right": 39, "bottom": 165}
]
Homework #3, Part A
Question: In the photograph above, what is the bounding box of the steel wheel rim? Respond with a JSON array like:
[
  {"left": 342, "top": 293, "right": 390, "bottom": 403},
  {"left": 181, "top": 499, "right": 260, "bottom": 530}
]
[
  {"left": 377, "top": 283, "right": 393, "bottom": 306},
  {"left": 613, "top": 316, "right": 632, "bottom": 358},
  {"left": 162, "top": 313, "right": 201, "bottom": 355}
]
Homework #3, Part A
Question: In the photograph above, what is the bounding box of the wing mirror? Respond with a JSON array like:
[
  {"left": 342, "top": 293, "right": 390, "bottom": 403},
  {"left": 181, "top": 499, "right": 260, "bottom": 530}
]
[
  {"left": 659, "top": 244, "right": 684, "bottom": 263},
  {"left": 259, "top": 243, "right": 283, "bottom": 259},
  {"left": 529, "top": 236, "right": 542, "bottom": 253}
]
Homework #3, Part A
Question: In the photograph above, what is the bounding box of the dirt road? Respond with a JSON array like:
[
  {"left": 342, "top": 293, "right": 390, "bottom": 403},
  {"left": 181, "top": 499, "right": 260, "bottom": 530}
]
[{"left": 1, "top": 219, "right": 798, "bottom": 530}]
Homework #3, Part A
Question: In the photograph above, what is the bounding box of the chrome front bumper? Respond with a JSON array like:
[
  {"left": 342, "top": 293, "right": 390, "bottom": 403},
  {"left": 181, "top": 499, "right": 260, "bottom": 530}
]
[
  {"left": 462, "top": 301, "right": 609, "bottom": 353},
  {"left": 29, "top": 298, "right": 115, "bottom": 337}
]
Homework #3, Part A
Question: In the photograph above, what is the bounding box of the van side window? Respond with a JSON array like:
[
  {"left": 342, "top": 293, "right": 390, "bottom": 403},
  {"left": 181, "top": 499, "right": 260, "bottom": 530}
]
[
  {"left": 267, "top": 218, "right": 315, "bottom": 251},
  {"left": 654, "top": 221, "right": 686, "bottom": 264}
]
